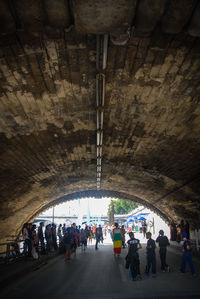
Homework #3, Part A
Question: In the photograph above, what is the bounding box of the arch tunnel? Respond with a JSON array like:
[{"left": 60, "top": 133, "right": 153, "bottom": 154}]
[{"left": 0, "top": 0, "right": 200, "bottom": 245}]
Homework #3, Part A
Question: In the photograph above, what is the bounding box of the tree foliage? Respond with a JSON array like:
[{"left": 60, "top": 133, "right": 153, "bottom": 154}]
[{"left": 111, "top": 199, "right": 138, "bottom": 215}]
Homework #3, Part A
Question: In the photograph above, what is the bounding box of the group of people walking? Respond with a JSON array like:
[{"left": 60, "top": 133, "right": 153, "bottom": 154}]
[
  {"left": 22, "top": 222, "right": 58, "bottom": 258},
  {"left": 22, "top": 222, "right": 104, "bottom": 260},
  {"left": 62, "top": 223, "right": 104, "bottom": 260},
  {"left": 112, "top": 222, "right": 196, "bottom": 281},
  {"left": 22, "top": 221, "right": 196, "bottom": 281}
]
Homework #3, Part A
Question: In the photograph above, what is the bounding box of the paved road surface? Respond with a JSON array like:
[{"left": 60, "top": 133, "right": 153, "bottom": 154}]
[{"left": 1, "top": 236, "right": 199, "bottom": 299}]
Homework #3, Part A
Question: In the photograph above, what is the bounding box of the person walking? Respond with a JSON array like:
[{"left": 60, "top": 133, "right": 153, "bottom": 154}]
[
  {"left": 112, "top": 223, "right": 122, "bottom": 256},
  {"left": 45, "top": 224, "right": 52, "bottom": 253},
  {"left": 176, "top": 224, "right": 182, "bottom": 243},
  {"left": 88, "top": 227, "right": 93, "bottom": 245},
  {"left": 28, "top": 223, "right": 33, "bottom": 257},
  {"left": 51, "top": 224, "right": 58, "bottom": 250},
  {"left": 80, "top": 228, "right": 87, "bottom": 251},
  {"left": 22, "top": 223, "right": 31, "bottom": 256},
  {"left": 95, "top": 225, "right": 103, "bottom": 250},
  {"left": 38, "top": 222, "right": 45, "bottom": 254},
  {"left": 63, "top": 227, "right": 73, "bottom": 261},
  {"left": 57, "top": 224, "right": 63, "bottom": 246},
  {"left": 142, "top": 221, "right": 147, "bottom": 238},
  {"left": 84, "top": 225, "right": 90, "bottom": 246},
  {"left": 31, "top": 224, "right": 39, "bottom": 259},
  {"left": 180, "top": 232, "right": 195, "bottom": 276},
  {"left": 156, "top": 230, "right": 170, "bottom": 272},
  {"left": 70, "top": 223, "right": 77, "bottom": 255},
  {"left": 145, "top": 232, "right": 156, "bottom": 278},
  {"left": 73, "top": 227, "right": 80, "bottom": 255},
  {"left": 126, "top": 232, "right": 142, "bottom": 281},
  {"left": 120, "top": 225, "right": 126, "bottom": 248}
]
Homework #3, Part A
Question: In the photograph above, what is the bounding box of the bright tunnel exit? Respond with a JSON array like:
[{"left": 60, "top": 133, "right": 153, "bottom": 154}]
[{"left": 34, "top": 197, "right": 170, "bottom": 242}]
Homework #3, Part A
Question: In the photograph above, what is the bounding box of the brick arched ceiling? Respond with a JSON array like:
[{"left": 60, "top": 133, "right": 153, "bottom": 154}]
[{"left": 0, "top": 0, "right": 200, "bottom": 240}]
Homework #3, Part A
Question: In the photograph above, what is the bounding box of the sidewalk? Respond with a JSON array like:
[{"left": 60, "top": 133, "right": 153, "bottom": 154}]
[
  {"left": 1, "top": 238, "right": 199, "bottom": 299},
  {"left": 0, "top": 251, "right": 59, "bottom": 289}
]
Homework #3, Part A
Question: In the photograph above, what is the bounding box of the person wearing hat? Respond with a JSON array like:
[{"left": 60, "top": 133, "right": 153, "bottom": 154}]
[
  {"left": 180, "top": 232, "right": 195, "bottom": 276},
  {"left": 156, "top": 230, "right": 170, "bottom": 272}
]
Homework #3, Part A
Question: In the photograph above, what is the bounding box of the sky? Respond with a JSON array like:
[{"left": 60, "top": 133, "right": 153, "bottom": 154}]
[{"left": 40, "top": 197, "right": 113, "bottom": 217}]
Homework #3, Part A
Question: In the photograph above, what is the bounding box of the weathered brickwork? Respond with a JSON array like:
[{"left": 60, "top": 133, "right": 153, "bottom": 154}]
[{"left": 0, "top": 1, "right": 200, "bottom": 242}]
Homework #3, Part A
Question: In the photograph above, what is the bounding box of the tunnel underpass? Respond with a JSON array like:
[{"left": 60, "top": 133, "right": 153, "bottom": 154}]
[
  {"left": 0, "top": 1, "right": 200, "bottom": 297},
  {"left": 1, "top": 0, "right": 200, "bottom": 241}
]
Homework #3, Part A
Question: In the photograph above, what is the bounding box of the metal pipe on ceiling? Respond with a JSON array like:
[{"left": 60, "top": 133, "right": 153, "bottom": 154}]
[
  {"left": 99, "top": 147, "right": 102, "bottom": 157},
  {"left": 97, "top": 158, "right": 101, "bottom": 166},
  {"left": 96, "top": 76, "right": 99, "bottom": 108},
  {"left": 102, "top": 35, "right": 108, "bottom": 70},
  {"left": 101, "top": 74, "right": 105, "bottom": 106},
  {"left": 96, "top": 35, "right": 100, "bottom": 70},
  {"left": 96, "top": 34, "right": 108, "bottom": 190},
  {"left": 97, "top": 130, "right": 100, "bottom": 146},
  {"left": 100, "top": 131, "right": 103, "bottom": 145},
  {"left": 97, "top": 111, "right": 100, "bottom": 130}
]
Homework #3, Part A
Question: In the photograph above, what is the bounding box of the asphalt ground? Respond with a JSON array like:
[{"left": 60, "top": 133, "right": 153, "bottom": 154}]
[{"left": 0, "top": 235, "right": 199, "bottom": 299}]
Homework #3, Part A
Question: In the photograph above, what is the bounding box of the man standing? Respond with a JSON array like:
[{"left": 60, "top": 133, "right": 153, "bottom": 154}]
[
  {"left": 51, "top": 224, "right": 58, "bottom": 250},
  {"left": 57, "top": 224, "right": 63, "bottom": 246},
  {"left": 95, "top": 224, "right": 103, "bottom": 250},
  {"left": 145, "top": 232, "right": 156, "bottom": 278},
  {"left": 156, "top": 230, "right": 170, "bottom": 272},
  {"left": 120, "top": 225, "right": 126, "bottom": 248},
  {"left": 142, "top": 221, "right": 147, "bottom": 238},
  {"left": 126, "top": 232, "right": 142, "bottom": 281},
  {"left": 22, "top": 223, "right": 31, "bottom": 256},
  {"left": 38, "top": 222, "right": 45, "bottom": 254},
  {"left": 63, "top": 227, "right": 73, "bottom": 261}
]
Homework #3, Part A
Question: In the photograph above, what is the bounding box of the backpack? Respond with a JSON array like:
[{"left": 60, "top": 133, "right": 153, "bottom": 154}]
[
  {"left": 183, "top": 240, "right": 192, "bottom": 251},
  {"left": 125, "top": 254, "right": 131, "bottom": 269},
  {"left": 63, "top": 231, "right": 72, "bottom": 244}
]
